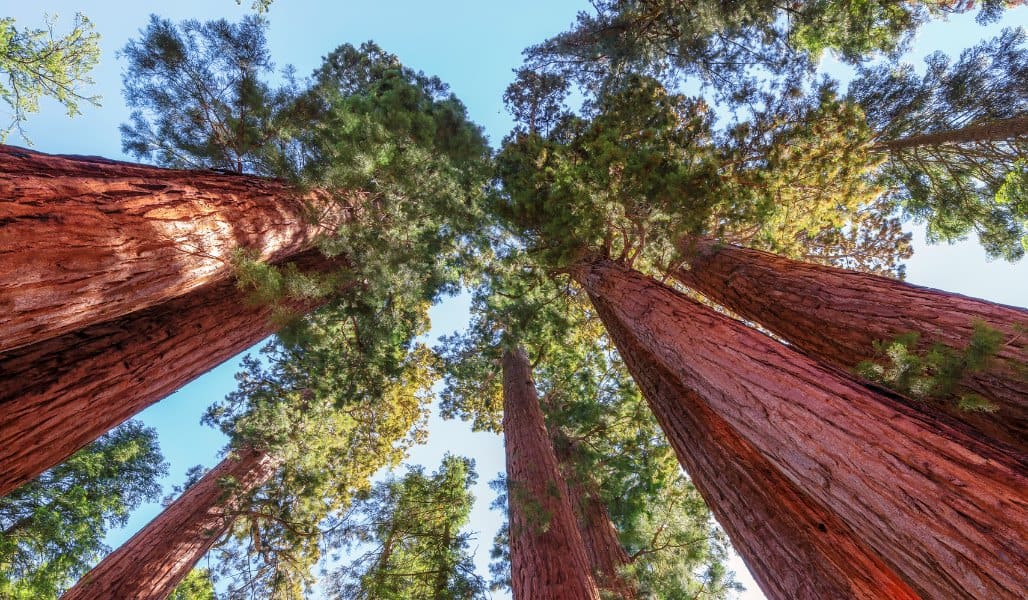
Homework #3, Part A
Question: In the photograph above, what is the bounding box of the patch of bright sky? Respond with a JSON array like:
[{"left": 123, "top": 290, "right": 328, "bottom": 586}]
[{"left": 4, "top": 1, "right": 1026, "bottom": 598}]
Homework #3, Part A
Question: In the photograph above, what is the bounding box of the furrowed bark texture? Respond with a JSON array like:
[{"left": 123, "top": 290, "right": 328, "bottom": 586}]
[
  {"left": 675, "top": 238, "right": 1028, "bottom": 449},
  {"left": 578, "top": 258, "right": 1028, "bottom": 599},
  {"left": 503, "top": 347, "right": 600, "bottom": 600},
  {"left": 62, "top": 448, "right": 280, "bottom": 600},
  {"left": 552, "top": 437, "right": 637, "bottom": 599},
  {"left": 592, "top": 297, "right": 917, "bottom": 600},
  {"left": 0, "top": 145, "right": 352, "bottom": 353},
  {"left": 874, "top": 115, "right": 1028, "bottom": 152},
  {"left": 0, "top": 250, "right": 336, "bottom": 497}
]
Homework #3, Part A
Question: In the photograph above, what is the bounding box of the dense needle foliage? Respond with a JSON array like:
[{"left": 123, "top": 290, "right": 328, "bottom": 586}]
[
  {"left": 326, "top": 455, "right": 487, "bottom": 599},
  {"left": 0, "top": 13, "right": 100, "bottom": 142},
  {"left": 852, "top": 28, "right": 1028, "bottom": 259}
]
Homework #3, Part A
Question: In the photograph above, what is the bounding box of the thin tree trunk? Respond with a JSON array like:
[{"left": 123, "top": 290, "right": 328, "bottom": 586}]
[
  {"left": 873, "top": 115, "right": 1028, "bottom": 152},
  {"left": 432, "top": 522, "right": 453, "bottom": 598},
  {"left": 592, "top": 296, "right": 917, "bottom": 600},
  {"left": 578, "top": 257, "right": 1028, "bottom": 599},
  {"left": 503, "top": 347, "right": 600, "bottom": 600},
  {"left": 62, "top": 448, "right": 280, "bottom": 600},
  {"left": 551, "top": 435, "right": 637, "bottom": 599},
  {"left": 0, "top": 250, "right": 337, "bottom": 498},
  {"left": 674, "top": 237, "right": 1028, "bottom": 449},
  {"left": 0, "top": 145, "right": 352, "bottom": 353}
]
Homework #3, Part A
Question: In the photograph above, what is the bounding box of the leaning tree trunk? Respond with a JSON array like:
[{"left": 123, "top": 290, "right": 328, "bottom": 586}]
[
  {"left": 62, "top": 448, "right": 280, "bottom": 600},
  {"left": 674, "top": 237, "right": 1028, "bottom": 449},
  {"left": 0, "top": 250, "right": 338, "bottom": 497},
  {"left": 0, "top": 145, "right": 353, "bottom": 353},
  {"left": 503, "top": 347, "right": 600, "bottom": 600},
  {"left": 577, "top": 257, "right": 1028, "bottom": 599},
  {"left": 873, "top": 115, "right": 1028, "bottom": 152},
  {"left": 552, "top": 435, "right": 637, "bottom": 599},
  {"left": 592, "top": 297, "right": 917, "bottom": 600}
]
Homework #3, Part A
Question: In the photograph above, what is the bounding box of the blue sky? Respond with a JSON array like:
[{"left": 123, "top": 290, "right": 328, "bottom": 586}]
[{"left": 5, "top": 1, "right": 1027, "bottom": 598}]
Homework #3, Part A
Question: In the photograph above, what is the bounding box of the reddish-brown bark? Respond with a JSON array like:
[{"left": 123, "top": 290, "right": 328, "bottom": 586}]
[
  {"left": 503, "top": 347, "right": 600, "bottom": 600},
  {"left": 674, "top": 237, "right": 1028, "bottom": 449},
  {"left": 592, "top": 296, "right": 917, "bottom": 600},
  {"left": 552, "top": 436, "right": 637, "bottom": 599},
  {"left": 63, "top": 448, "right": 280, "bottom": 600},
  {"left": 0, "top": 250, "right": 337, "bottom": 497},
  {"left": 0, "top": 145, "right": 352, "bottom": 353},
  {"left": 578, "top": 258, "right": 1028, "bottom": 599},
  {"left": 874, "top": 115, "right": 1028, "bottom": 152}
]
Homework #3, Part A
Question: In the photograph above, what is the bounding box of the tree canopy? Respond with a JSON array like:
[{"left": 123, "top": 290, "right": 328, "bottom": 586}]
[
  {"left": 0, "top": 13, "right": 100, "bottom": 143},
  {"left": 326, "top": 455, "right": 487, "bottom": 599}
]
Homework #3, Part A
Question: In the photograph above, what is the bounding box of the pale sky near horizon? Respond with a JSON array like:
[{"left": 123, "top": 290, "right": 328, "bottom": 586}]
[{"left": 4, "top": 1, "right": 1027, "bottom": 598}]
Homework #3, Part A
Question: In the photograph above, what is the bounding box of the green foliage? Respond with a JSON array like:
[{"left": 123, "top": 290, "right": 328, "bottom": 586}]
[
  {"left": 220, "top": 40, "right": 492, "bottom": 330},
  {"left": 327, "top": 455, "right": 487, "bottom": 599},
  {"left": 236, "top": 0, "right": 275, "bottom": 14},
  {"left": 850, "top": 28, "right": 1028, "bottom": 260},
  {"left": 857, "top": 321, "right": 1006, "bottom": 411},
  {"left": 716, "top": 81, "right": 897, "bottom": 265},
  {"left": 203, "top": 331, "right": 435, "bottom": 598},
  {"left": 521, "top": 0, "right": 1014, "bottom": 103},
  {"left": 496, "top": 70, "right": 908, "bottom": 276},
  {"left": 0, "top": 422, "right": 166, "bottom": 599},
  {"left": 168, "top": 568, "right": 216, "bottom": 600},
  {"left": 495, "top": 73, "right": 730, "bottom": 271},
  {"left": 0, "top": 13, "right": 100, "bottom": 142},
  {"left": 120, "top": 15, "right": 295, "bottom": 173}
]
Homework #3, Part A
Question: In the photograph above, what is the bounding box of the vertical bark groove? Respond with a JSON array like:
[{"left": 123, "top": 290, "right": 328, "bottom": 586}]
[
  {"left": 0, "top": 251, "right": 336, "bottom": 497},
  {"left": 503, "top": 347, "right": 600, "bottom": 600},
  {"left": 62, "top": 448, "right": 280, "bottom": 600},
  {"left": 592, "top": 296, "right": 917, "bottom": 600},
  {"left": 675, "top": 237, "right": 1028, "bottom": 449},
  {"left": 0, "top": 145, "right": 351, "bottom": 353},
  {"left": 580, "top": 258, "right": 1027, "bottom": 599}
]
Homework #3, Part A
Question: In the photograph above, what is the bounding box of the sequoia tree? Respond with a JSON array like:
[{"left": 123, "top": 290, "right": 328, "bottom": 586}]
[
  {"left": 551, "top": 435, "right": 636, "bottom": 599},
  {"left": 0, "top": 145, "right": 346, "bottom": 354},
  {"left": 575, "top": 258, "right": 1028, "bottom": 599},
  {"left": 0, "top": 250, "right": 338, "bottom": 498},
  {"left": 593, "top": 296, "right": 919, "bottom": 600},
  {"left": 61, "top": 448, "right": 281, "bottom": 600},
  {"left": 0, "top": 21, "right": 488, "bottom": 497},
  {"left": 502, "top": 346, "right": 600, "bottom": 600},
  {"left": 675, "top": 237, "right": 1028, "bottom": 449},
  {"left": 66, "top": 292, "right": 438, "bottom": 599},
  {"left": 440, "top": 256, "right": 735, "bottom": 598}
]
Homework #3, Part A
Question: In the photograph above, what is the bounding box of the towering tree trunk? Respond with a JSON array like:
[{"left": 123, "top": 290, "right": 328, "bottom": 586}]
[
  {"left": 674, "top": 237, "right": 1028, "bottom": 449},
  {"left": 873, "top": 115, "right": 1028, "bottom": 152},
  {"left": 0, "top": 250, "right": 337, "bottom": 498},
  {"left": 502, "top": 347, "right": 600, "bottom": 600},
  {"left": 551, "top": 435, "right": 637, "bottom": 599},
  {"left": 540, "top": 381, "right": 634, "bottom": 597},
  {"left": 592, "top": 297, "right": 917, "bottom": 600},
  {"left": 578, "top": 257, "right": 1028, "bottom": 599},
  {"left": 62, "top": 448, "right": 280, "bottom": 600},
  {"left": 0, "top": 145, "right": 352, "bottom": 353}
]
